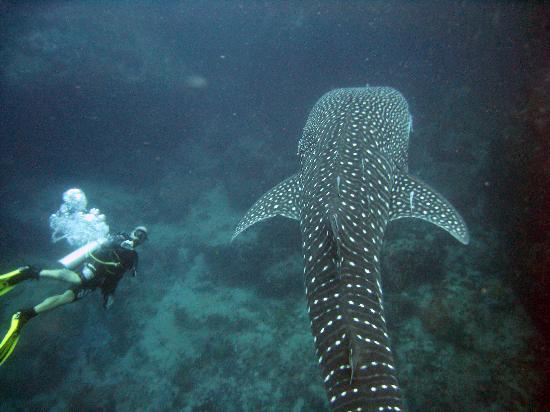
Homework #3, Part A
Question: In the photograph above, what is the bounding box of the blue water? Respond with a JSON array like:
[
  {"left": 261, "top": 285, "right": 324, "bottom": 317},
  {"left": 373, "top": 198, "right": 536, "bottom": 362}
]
[{"left": 0, "top": 2, "right": 547, "bottom": 411}]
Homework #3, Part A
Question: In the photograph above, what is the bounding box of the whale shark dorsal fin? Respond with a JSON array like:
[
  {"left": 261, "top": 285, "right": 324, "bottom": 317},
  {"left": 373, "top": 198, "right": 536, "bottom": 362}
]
[
  {"left": 390, "top": 173, "right": 470, "bottom": 244},
  {"left": 232, "top": 173, "right": 301, "bottom": 241}
]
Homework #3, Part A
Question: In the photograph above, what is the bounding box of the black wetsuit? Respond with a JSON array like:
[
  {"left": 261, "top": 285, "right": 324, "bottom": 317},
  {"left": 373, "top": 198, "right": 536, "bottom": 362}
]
[{"left": 71, "top": 233, "right": 138, "bottom": 307}]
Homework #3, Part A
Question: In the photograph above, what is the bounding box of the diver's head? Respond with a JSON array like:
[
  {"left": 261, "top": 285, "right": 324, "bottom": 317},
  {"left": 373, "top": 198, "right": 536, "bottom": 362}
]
[{"left": 130, "top": 226, "right": 148, "bottom": 247}]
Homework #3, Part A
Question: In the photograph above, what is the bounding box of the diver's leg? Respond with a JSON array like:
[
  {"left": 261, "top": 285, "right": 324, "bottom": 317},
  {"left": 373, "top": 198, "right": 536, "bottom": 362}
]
[
  {"left": 0, "top": 290, "right": 76, "bottom": 364},
  {"left": 39, "top": 269, "right": 81, "bottom": 284},
  {"left": 34, "top": 290, "right": 76, "bottom": 314},
  {"left": 1, "top": 267, "right": 81, "bottom": 297}
]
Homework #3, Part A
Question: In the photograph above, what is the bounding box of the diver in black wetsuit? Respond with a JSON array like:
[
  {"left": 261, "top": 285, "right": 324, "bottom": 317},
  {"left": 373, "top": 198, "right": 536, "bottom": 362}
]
[{"left": 0, "top": 226, "right": 148, "bottom": 365}]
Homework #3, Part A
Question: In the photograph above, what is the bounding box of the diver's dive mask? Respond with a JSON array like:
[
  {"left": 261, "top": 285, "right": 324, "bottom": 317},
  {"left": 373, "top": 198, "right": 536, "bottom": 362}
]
[
  {"left": 120, "top": 226, "right": 148, "bottom": 250},
  {"left": 130, "top": 226, "right": 148, "bottom": 246}
]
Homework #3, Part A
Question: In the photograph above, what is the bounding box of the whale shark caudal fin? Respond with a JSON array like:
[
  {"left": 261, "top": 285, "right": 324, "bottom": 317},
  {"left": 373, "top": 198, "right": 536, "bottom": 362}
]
[
  {"left": 389, "top": 173, "right": 470, "bottom": 245},
  {"left": 232, "top": 173, "right": 301, "bottom": 240}
]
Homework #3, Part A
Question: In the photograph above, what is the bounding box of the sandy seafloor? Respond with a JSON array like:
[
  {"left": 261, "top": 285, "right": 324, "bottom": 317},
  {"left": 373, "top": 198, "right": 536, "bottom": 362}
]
[{"left": 0, "top": 2, "right": 547, "bottom": 411}]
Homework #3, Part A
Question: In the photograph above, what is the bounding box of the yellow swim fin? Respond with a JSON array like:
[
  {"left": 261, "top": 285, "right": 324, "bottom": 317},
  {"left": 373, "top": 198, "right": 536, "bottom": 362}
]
[
  {"left": 0, "top": 311, "right": 33, "bottom": 365},
  {"left": 0, "top": 284, "right": 15, "bottom": 297},
  {"left": 0, "top": 267, "right": 39, "bottom": 296}
]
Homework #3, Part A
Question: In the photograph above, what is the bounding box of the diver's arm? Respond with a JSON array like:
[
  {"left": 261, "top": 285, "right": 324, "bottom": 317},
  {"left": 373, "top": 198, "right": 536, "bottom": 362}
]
[
  {"left": 131, "top": 253, "right": 139, "bottom": 277},
  {"left": 103, "top": 294, "right": 114, "bottom": 309},
  {"left": 100, "top": 274, "right": 122, "bottom": 309}
]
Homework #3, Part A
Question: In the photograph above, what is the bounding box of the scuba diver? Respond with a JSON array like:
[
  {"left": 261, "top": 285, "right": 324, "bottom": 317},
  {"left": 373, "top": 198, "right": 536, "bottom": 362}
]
[{"left": 0, "top": 226, "right": 148, "bottom": 365}]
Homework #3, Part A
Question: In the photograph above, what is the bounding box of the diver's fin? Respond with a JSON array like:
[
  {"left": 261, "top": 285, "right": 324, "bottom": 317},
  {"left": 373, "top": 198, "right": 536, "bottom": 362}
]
[
  {"left": 0, "top": 266, "right": 40, "bottom": 296},
  {"left": 0, "top": 284, "right": 16, "bottom": 297},
  {"left": 232, "top": 173, "right": 302, "bottom": 240},
  {"left": 389, "top": 173, "right": 469, "bottom": 244},
  {"left": 0, "top": 311, "right": 32, "bottom": 365}
]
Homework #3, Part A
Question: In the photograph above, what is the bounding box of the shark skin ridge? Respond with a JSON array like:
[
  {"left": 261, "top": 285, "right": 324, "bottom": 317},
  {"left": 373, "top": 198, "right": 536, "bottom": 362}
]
[{"left": 233, "top": 86, "right": 469, "bottom": 412}]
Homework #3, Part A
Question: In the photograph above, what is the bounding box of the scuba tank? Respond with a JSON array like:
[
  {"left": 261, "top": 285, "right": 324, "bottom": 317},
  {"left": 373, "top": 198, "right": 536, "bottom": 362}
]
[{"left": 58, "top": 238, "right": 108, "bottom": 269}]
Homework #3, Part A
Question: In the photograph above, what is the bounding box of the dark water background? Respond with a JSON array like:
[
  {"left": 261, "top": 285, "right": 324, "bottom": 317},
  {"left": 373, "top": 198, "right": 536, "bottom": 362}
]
[{"left": 0, "top": 1, "right": 547, "bottom": 411}]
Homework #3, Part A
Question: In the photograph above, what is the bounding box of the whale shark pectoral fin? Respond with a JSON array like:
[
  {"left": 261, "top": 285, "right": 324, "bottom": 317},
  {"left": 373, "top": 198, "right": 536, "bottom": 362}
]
[
  {"left": 390, "top": 173, "right": 470, "bottom": 245},
  {"left": 232, "top": 173, "right": 302, "bottom": 241}
]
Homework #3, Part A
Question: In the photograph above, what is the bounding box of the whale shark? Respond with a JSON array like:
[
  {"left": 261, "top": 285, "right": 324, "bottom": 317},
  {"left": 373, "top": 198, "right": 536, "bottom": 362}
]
[{"left": 233, "top": 86, "right": 469, "bottom": 411}]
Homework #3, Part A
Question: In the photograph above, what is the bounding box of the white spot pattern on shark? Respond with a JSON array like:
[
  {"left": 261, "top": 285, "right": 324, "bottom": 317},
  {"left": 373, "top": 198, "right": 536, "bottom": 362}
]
[{"left": 233, "top": 86, "right": 469, "bottom": 411}]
